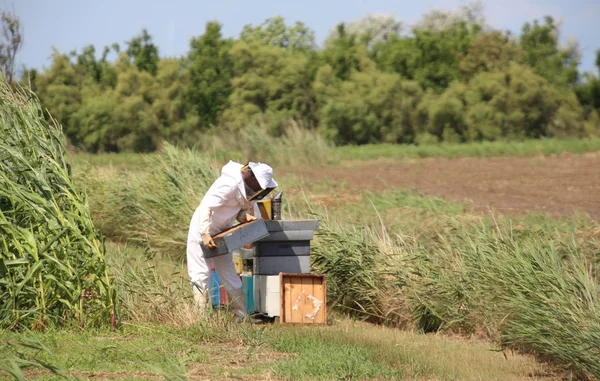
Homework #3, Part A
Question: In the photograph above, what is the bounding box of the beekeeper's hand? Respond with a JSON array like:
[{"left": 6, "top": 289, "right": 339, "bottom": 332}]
[
  {"left": 201, "top": 232, "right": 217, "bottom": 250},
  {"left": 237, "top": 209, "right": 257, "bottom": 223}
]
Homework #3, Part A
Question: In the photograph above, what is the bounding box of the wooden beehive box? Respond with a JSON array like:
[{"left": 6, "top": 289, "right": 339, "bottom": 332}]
[{"left": 279, "top": 273, "right": 326, "bottom": 324}]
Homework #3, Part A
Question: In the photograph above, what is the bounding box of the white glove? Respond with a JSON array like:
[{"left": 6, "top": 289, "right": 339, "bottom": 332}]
[
  {"left": 237, "top": 209, "right": 257, "bottom": 223},
  {"left": 201, "top": 232, "right": 216, "bottom": 250}
]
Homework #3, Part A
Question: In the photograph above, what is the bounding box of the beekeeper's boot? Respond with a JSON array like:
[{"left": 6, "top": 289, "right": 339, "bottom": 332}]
[
  {"left": 226, "top": 288, "right": 261, "bottom": 324},
  {"left": 192, "top": 283, "right": 211, "bottom": 317}
]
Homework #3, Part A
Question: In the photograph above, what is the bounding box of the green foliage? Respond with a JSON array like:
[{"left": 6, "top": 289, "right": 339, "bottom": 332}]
[
  {"left": 240, "top": 16, "right": 316, "bottom": 52},
  {"left": 311, "top": 220, "right": 408, "bottom": 324},
  {"left": 410, "top": 221, "right": 600, "bottom": 378},
  {"left": 125, "top": 28, "right": 159, "bottom": 75},
  {"left": 459, "top": 31, "right": 525, "bottom": 80},
  {"left": 465, "top": 64, "right": 590, "bottom": 139},
  {"left": 320, "top": 24, "right": 362, "bottom": 81},
  {"left": 373, "top": 23, "right": 478, "bottom": 92},
  {"left": 520, "top": 16, "right": 579, "bottom": 87},
  {"left": 221, "top": 41, "right": 316, "bottom": 135},
  {"left": 186, "top": 22, "right": 234, "bottom": 130},
  {"left": 315, "top": 64, "right": 423, "bottom": 144},
  {"left": 21, "top": 8, "right": 600, "bottom": 151},
  {"left": 420, "top": 64, "right": 595, "bottom": 142},
  {"left": 575, "top": 50, "right": 600, "bottom": 119},
  {"left": 0, "top": 80, "right": 115, "bottom": 330}
]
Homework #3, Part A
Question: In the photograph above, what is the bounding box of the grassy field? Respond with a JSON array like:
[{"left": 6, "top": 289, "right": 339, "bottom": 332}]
[
  {"left": 0, "top": 316, "right": 560, "bottom": 381},
  {"left": 68, "top": 135, "right": 600, "bottom": 171},
  {"left": 336, "top": 137, "right": 600, "bottom": 161},
  {"left": 4, "top": 136, "right": 600, "bottom": 380},
  {"left": 2, "top": 240, "right": 569, "bottom": 380}
]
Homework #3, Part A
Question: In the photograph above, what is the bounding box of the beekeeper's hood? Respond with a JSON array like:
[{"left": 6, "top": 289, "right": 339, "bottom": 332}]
[
  {"left": 248, "top": 162, "right": 278, "bottom": 189},
  {"left": 220, "top": 160, "right": 249, "bottom": 200}
]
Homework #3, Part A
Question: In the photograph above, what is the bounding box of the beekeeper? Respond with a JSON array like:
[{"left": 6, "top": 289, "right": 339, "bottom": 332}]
[{"left": 186, "top": 160, "right": 277, "bottom": 321}]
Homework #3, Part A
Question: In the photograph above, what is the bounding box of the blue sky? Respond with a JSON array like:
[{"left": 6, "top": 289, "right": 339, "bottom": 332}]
[{"left": 7, "top": 0, "right": 600, "bottom": 75}]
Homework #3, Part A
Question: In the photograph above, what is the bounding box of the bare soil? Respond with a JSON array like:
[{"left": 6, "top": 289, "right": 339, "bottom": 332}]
[{"left": 279, "top": 152, "right": 600, "bottom": 219}]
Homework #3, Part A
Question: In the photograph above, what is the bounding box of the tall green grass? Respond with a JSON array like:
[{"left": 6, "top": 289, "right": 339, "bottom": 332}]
[
  {"left": 410, "top": 221, "right": 600, "bottom": 378},
  {"left": 337, "top": 137, "right": 600, "bottom": 161},
  {"left": 194, "top": 123, "right": 338, "bottom": 167},
  {"left": 75, "top": 143, "right": 600, "bottom": 378},
  {"left": 311, "top": 220, "right": 412, "bottom": 326},
  {"left": 77, "top": 143, "right": 217, "bottom": 259},
  {"left": 0, "top": 81, "right": 115, "bottom": 330},
  {"left": 106, "top": 243, "right": 198, "bottom": 326},
  {"left": 308, "top": 197, "right": 600, "bottom": 378}
]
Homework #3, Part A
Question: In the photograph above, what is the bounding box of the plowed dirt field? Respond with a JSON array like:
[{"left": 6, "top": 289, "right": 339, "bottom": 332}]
[{"left": 280, "top": 153, "right": 600, "bottom": 218}]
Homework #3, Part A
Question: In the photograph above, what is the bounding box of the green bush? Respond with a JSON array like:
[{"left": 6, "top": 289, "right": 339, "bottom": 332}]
[{"left": 0, "top": 81, "right": 115, "bottom": 330}]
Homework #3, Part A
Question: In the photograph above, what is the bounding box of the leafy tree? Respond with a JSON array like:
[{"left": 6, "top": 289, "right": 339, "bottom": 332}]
[
  {"left": 72, "top": 45, "right": 117, "bottom": 88},
  {"left": 320, "top": 24, "right": 362, "bottom": 81},
  {"left": 221, "top": 41, "right": 316, "bottom": 135},
  {"left": 0, "top": 10, "right": 23, "bottom": 82},
  {"left": 185, "top": 22, "right": 234, "bottom": 130},
  {"left": 240, "top": 16, "right": 316, "bottom": 52},
  {"left": 417, "top": 84, "right": 468, "bottom": 143},
  {"left": 126, "top": 29, "right": 159, "bottom": 75},
  {"left": 575, "top": 50, "right": 600, "bottom": 115},
  {"left": 459, "top": 31, "right": 524, "bottom": 80},
  {"left": 151, "top": 59, "right": 199, "bottom": 144},
  {"left": 314, "top": 60, "right": 424, "bottom": 145},
  {"left": 414, "top": 1, "right": 487, "bottom": 32},
  {"left": 519, "top": 16, "right": 578, "bottom": 87},
  {"left": 419, "top": 64, "right": 594, "bottom": 142},
  {"left": 33, "top": 50, "right": 83, "bottom": 144},
  {"left": 325, "top": 13, "right": 402, "bottom": 48},
  {"left": 463, "top": 64, "right": 589, "bottom": 140},
  {"left": 373, "top": 23, "right": 478, "bottom": 92}
]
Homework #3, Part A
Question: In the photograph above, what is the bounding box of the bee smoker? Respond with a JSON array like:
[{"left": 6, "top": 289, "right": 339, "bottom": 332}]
[{"left": 271, "top": 191, "right": 283, "bottom": 220}]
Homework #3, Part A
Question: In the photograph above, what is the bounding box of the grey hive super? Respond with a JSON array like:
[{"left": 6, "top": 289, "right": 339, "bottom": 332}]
[
  {"left": 253, "top": 220, "right": 319, "bottom": 275},
  {"left": 201, "top": 219, "right": 269, "bottom": 258}
]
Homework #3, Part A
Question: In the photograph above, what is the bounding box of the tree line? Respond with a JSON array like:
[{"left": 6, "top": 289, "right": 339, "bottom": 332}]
[{"left": 16, "top": 3, "right": 600, "bottom": 152}]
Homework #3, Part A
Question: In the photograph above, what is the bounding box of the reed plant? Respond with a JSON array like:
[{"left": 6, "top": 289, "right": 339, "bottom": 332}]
[
  {"left": 76, "top": 143, "right": 218, "bottom": 260},
  {"left": 410, "top": 220, "right": 600, "bottom": 378},
  {"left": 0, "top": 81, "right": 115, "bottom": 330},
  {"left": 195, "top": 122, "right": 338, "bottom": 167}
]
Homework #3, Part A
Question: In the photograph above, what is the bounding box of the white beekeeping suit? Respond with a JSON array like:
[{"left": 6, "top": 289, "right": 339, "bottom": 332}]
[{"left": 186, "top": 160, "right": 277, "bottom": 320}]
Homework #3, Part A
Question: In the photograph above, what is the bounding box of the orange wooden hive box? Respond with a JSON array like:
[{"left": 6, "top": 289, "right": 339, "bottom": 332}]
[{"left": 279, "top": 273, "right": 326, "bottom": 324}]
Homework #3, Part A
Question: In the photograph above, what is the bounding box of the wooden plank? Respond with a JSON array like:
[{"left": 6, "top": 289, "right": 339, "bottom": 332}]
[
  {"left": 257, "top": 202, "right": 270, "bottom": 220},
  {"left": 322, "top": 277, "right": 327, "bottom": 324},
  {"left": 301, "top": 276, "right": 313, "bottom": 324},
  {"left": 279, "top": 273, "right": 327, "bottom": 324},
  {"left": 279, "top": 273, "right": 284, "bottom": 323},
  {"left": 281, "top": 274, "right": 289, "bottom": 323},
  {"left": 289, "top": 277, "right": 303, "bottom": 323},
  {"left": 312, "top": 280, "right": 325, "bottom": 324}
]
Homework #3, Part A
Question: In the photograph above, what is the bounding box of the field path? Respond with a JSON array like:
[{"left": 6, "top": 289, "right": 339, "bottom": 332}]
[{"left": 279, "top": 152, "right": 600, "bottom": 218}]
